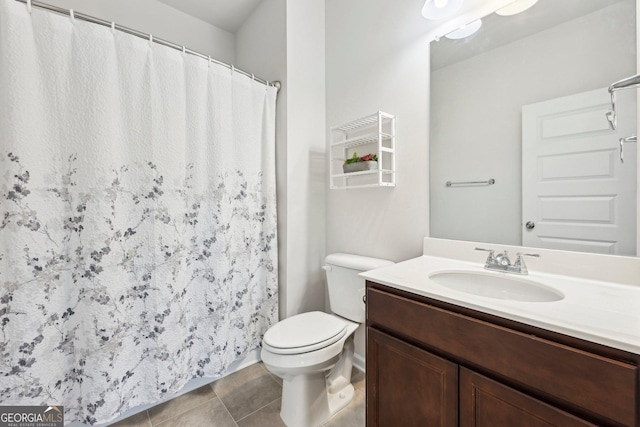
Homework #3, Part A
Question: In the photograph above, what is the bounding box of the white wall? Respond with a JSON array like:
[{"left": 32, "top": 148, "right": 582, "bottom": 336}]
[
  {"left": 326, "top": 0, "right": 432, "bottom": 358},
  {"left": 283, "top": 0, "right": 327, "bottom": 317},
  {"left": 430, "top": 2, "right": 636, "bottom": 246},
  {"left": 38, "top": 0, "right": 235, "bottom": 63},
  {"left": 326, "top": 0, "right": 431, "bottom": 262}
]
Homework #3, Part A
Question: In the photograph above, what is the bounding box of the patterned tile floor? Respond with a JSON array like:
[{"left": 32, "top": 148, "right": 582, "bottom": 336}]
[{"left": 110, "top": 362, "right": 365, "bottom": 427}]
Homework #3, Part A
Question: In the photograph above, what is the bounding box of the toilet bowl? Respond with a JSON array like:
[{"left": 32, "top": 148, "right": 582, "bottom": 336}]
[
  {"left": 261, "top": 253, "right": 394, "bottom": 427},
  {"left": 262, "top": 311, "right": 359, "bottom": 427}
]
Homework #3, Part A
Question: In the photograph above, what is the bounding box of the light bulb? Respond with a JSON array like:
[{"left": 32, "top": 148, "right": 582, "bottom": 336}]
[{"left": 421, "top": 0, "right": 463, "bottom": 20}]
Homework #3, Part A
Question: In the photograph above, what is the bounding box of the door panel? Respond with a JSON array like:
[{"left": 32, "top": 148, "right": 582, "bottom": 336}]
[{"left": 522, "top": 87, "right": 637, "bottom": 255}]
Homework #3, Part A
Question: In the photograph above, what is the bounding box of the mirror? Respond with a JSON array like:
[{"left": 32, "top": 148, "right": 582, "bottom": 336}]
[{"left": 430, "top": 0, "right": 638, "bottom": 256}]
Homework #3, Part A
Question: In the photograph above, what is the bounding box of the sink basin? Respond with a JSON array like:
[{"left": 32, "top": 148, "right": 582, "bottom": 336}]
[{"left": 428, "top": 270, "right": 564, "bottom": 302}]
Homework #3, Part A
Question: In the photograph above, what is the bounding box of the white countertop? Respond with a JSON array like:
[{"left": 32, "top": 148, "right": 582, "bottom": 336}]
[{"left": 360, "top": 254, "right": 640, "bottom": 355}]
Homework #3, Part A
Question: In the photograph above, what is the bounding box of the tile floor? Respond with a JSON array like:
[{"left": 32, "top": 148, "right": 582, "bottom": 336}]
[{"left": 110, "top": 362, "right": 365, "bottom": 427}]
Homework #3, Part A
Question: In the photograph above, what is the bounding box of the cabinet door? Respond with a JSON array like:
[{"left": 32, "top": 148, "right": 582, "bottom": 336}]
[
  {"left": 367, "top": 328, "right": 458, "bottom": 427},
  {"left": 460, "top": 368, "right": 597, "bottom": 427}
]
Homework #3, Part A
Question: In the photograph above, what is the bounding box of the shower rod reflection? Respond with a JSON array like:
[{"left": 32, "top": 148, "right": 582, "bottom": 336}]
[
  {"left": 446, "top": 178, "right": 495, "bottom": 187},
  {"left": 605, "top": 72, "right": 640, "bottom": 130},
  {"left": 14, "top": 0, "right": 281, "bottom": 92}
]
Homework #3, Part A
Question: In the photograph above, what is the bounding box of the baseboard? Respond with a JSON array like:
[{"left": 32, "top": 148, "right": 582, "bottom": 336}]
[
  {"left": 84, "top": 348, "right": 262, "bottom": 427},
  {"left": 353, "top": 352, "right": 366, "bottom": 373}
]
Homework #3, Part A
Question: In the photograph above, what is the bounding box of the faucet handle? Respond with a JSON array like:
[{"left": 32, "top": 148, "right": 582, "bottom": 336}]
[
  {"left": 475, "top": 247, "right": 495, "bottom": 256},
  {"left": 516, "top": 252, "right": 540, "bottom": 260},
  {"left": 475, "top": 247, "right": 493, "bottom": 252},
  {"left": 475, "top": 247, "right": 496, "bottom": 264},
  {"left": 514, "top": 252, "right": 540, "bottom": 274}
]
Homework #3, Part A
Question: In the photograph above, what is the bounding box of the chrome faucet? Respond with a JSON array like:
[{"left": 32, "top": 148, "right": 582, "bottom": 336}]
[{"left": 475, "top": 248, "right": 540, "bottom": 275}]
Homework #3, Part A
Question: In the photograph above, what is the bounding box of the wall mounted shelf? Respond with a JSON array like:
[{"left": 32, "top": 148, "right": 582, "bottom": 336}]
[{"left": 329, "top": 111, "right": 396, "bottom": 190}]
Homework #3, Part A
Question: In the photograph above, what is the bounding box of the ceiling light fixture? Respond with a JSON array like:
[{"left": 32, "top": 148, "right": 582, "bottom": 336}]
[
  {"left": 421, "top": 0, "right": 463, "bottom": 20},
  {"left": 445, "top": 19, "right": 482, "bottom": 39},
  {"left": 495, "top": 0, "right": 539, "bottom": 16}
]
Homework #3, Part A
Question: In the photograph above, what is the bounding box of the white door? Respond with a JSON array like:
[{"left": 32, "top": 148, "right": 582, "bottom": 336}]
[{"left": 522, "top": 88, "right": 637, "bottom": 255}]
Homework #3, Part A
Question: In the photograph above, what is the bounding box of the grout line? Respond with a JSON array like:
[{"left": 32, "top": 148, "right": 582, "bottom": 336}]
[
  {"left": 208, "top": 373, "right": 223, "bottom": 398},
  {"left": 234, "top": 398, "right": 279, "bottom": 424},
  {"left": 152, "top": 396, "right": 219, "bottom": 427},
  {"left": 257, "top": 363, "right": 282, "bottom": 387},
  {"left": 267, "top": 372, "right": 281, "bottom": 387},
  {"left": 217, "top": 396, "right": 240, "bottom": 427}
]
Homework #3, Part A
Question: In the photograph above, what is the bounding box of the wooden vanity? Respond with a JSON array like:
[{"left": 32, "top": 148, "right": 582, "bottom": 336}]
[{"left": 365, "top": 281, "right": 640, "bottom": 427}]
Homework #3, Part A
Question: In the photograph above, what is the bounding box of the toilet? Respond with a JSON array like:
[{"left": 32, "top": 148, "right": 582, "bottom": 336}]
[{"left": 261, "top": 253, "right": 394, "bottom": 427}]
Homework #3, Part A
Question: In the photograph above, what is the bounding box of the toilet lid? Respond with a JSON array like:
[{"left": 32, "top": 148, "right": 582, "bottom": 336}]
[{"left": 263, "top": 311, "right": 348, "bottom": 354}]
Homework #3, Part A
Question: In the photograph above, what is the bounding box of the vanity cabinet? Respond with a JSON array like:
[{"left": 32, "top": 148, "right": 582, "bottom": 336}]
[{"left": 366, "top": 282, "right": 640, "bottom": 427}]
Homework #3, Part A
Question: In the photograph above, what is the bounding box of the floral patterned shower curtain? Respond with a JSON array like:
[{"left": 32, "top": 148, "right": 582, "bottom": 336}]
[{"left": 0, "top": 1, "right": 278, "bottom": 424}]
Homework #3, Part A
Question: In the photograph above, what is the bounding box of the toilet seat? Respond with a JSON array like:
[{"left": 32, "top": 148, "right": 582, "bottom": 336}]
[{"left": 263, "top": 311, "right": 348, "bottom": 355}]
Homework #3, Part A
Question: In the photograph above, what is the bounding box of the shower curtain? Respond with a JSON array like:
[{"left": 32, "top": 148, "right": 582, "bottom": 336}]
[{"left": 0, "top": 1, "right": 278, "bottom": 424}]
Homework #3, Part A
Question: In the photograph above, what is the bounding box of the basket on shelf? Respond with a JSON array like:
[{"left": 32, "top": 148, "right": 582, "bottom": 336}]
[
  {"left": 343, "top": 160, "right": 377, "bottom": 173},
  {"left": 342, "top": 153, "right": 378, "bottom": 173}
]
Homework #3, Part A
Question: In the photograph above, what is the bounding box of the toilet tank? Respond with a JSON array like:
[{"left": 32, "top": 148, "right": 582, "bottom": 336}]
[{"left": 324, "top": 253, "right": 394, "bottom": 323}]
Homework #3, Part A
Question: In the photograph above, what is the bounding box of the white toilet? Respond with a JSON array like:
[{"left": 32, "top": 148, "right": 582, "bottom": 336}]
[{"left": 261, "top": 253, "right": 393, "bottom": 427}]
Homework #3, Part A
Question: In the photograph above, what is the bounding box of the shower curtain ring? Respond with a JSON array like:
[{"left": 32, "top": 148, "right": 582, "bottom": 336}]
[
  {"left": 251, "top": 74, "right": 255, "bottom": 81},
  {"left": 182, "top": 46, "right": 186, "bottom": 55},
  {"left": 111, "top": 22, "right": 115, "bottom": 33},
  {"left": 149, "top": 34, "right": 153, "bottom": 45},
  {"left": 69, "top": 9, "right": 75, "bottom": 23},
  {"left": 26, "top": 0, "right": 32, "bottom": 13},
  {"left": 231, "top": 65, "right": 235, "bottom": 75}
]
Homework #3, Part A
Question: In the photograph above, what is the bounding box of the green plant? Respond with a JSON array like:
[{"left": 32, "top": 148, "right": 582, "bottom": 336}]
[{"left": 344, "top": 152, "right": 378, "bottom": 165}]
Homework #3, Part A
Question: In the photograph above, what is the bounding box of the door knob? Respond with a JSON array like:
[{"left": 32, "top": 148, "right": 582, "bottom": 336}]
[{"left": 525, "top": 221, "right": 535, "bottom": 230}]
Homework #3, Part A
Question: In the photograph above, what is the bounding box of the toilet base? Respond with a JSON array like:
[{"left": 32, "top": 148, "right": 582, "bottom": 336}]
[
  {"left": 280, "top": 371, "right": 355, "bottom": 427},
  {"left": 328, "top": 383, "right": 355, "bottom": 419},
  {"left": 279, "top": 335, "right": 357, "bottom": 427}
]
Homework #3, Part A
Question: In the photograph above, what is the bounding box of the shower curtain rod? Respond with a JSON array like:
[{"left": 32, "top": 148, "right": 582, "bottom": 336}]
[{"left": 13, "top": 0, "right": 282, "bottom": 92}]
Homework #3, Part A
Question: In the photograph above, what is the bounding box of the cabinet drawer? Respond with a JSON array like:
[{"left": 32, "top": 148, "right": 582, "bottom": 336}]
[{"left": 367, "top": 287, "right": 638, "bottom": 426}]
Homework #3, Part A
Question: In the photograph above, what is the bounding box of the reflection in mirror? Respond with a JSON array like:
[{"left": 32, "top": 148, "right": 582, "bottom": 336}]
[{"left": 430, "top": 0, "right": 638, "bottom": 256}]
